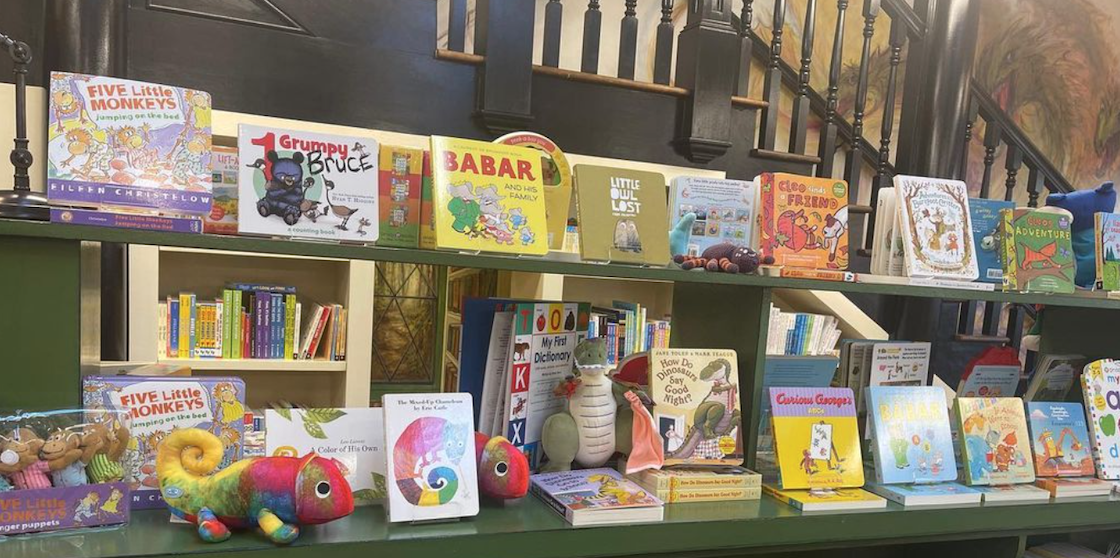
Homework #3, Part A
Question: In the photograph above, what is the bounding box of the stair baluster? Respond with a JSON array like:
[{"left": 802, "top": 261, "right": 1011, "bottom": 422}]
[
  {"left": 1026, "top": 163, "right": 1044, "bottom": 208},
  {"left": 788, "top": 0, "right": 818, "bottom": 155},
  {"left": 735, "top": 0, "right": 754, "bottom": 96},
  {"left": 618, "top": 0, "right": 638, "bottom": 80},
  {"left": 543, "top": 0, "right": 563, "bottom": 67},
  {"left": 959, "top": 100, "right": 979, "bottom": 181},
  {"left": 842, "top": 0, "right": 880, "bottom": 204},
  {"left": 817, "top": 0, "right": 849, "bottom": 178},
  {"left": 979, "top": 120, "right": 1001, "bottom": 199},
  {"left": 1003, "top": 142, "right": 1023, "bottom": 202},
  {"left": 866, "top": 16, "right": 905, "bottom": 250},
  {"left": 654, "top": 0, "right": 675, "bottom": 85},
  {"left": 757, "top": 0, "right": 786, "bottom": 151},
  {"left": 448, "top": 0, "right": 467, "bottom": 52},
  {"left": 582, "top": 0, "right": 602, "bottom": 74}
]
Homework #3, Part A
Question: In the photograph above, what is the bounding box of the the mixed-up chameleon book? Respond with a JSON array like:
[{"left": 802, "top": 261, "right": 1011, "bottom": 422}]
[
  {"left": 955, "top": 397, "right": 1035, "bottom": 486},
  {"left": 756, "top": 172, "right": 849, "bottom": 270},
  {"left": 1000, "top": 208, "right": 1075, "bottom": 293},
  {"left": 768, "top": 387, "right": 863, "bottom": 490},
  {"left": 649, "top": 348, "right": 742, "bottom": 466},
  {"left": 865, "top": 386, "right": 957, "bottom": 484},
  {"left": 574, "top": 165, "right": 670, "bottom": 265},
  {"left": 46, "top": 72, "right": 213, "bottom": 215}
]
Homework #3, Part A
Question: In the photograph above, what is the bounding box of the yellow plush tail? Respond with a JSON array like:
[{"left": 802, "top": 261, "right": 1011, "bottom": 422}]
[{"left": 156, "top": 428, "right": 225, "bottom": 482}]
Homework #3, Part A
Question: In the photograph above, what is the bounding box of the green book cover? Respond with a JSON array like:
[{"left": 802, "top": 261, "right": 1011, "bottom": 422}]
[
  {"left": 284, "top": 294, "right": 297, "bottom": 361},
  {"left": 1000, "top": 208, "right": 1075, "bottom": 294},
  {"left": 1096, "top": 213, "right": 1120, "bottom": 291},
  {"left": 574, "top": 164, "right": 670, "bottom": 265},
  {"left": 231, "top": 289, "right": 243, "bottom": 360},
  {"left": 222, "top": 289, "right": 233, "bottom": 359}
]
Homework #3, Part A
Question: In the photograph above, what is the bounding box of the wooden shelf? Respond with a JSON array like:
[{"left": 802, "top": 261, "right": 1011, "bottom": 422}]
[{"left": 158, "top": 358, "right": 346, "bottom": 372}]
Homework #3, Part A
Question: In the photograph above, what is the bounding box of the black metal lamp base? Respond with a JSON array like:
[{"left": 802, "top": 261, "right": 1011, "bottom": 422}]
[{"left": 0, "top": 189, "right": 50, "bottom": 220}]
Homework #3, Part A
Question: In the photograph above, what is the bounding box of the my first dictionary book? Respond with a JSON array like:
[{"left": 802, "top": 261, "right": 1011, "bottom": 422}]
[
  {"left": 1082, "top": 359, "right": 1120, "bottom": 479},
  {"left": 866, "top": 386, "right": 957, "bottom": 484},
  {"left": 769, "top": 387, "right": 863, "bottom": 489}
]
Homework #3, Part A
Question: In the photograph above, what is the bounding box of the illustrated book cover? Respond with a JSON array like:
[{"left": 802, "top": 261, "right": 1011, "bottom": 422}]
[
  {"left": 81, "top": 376, "right": 246, "bottom": 508},
  {"left": 530, "top": 468, "right": 662, "bottom": 527},
  {"left": 382, "top": 393, "right": 479, "bottom": 522},
  {"left": 430, "top": 136, "right": 547, "bottom": 255},
  {"left": 769, "top": 387, "right": 864, "bottom": 489},
  {"left": 574, "top": 164, "right": 670, "bottom": 265},
  {"left": 495, "top": 132, "right": 573, "bottom": 251},
  {"left": 1095, "top": 212, "right": 1120, "bottom": 290},
  {"left": 265, "top": 407, "right": 387, "bottom": 505},
  {"left": 237, "top": 125, "right": 379, "bottom": 241},
  {"left": 1000, "top": 207, "right": 1076, "bottom": 293},
  {"left": 1026, "top": 402, "right": 1094, "bottom": 478},
  {"left": 893, "top": 175, "right": 978, "bottom": 280},
  {"left": 667, "top": 176, "right": 756, "bottom": 257},
  {"left": 756, "top": 172, "right": 849, "bottom": 270},
  {"left": 865, "top": 386, "right": 957, "bottom": 484},
  {"left": 763, "top": 486, "right": 886, "bottom": 512},
  {"left": 649, "top": 348, "right": 742, "bottom": 466},
  {"left": 1081, "top": 359, "right": 1120, "bottom": 480},
  {"left": 955, "top": 397, "right": 1035, "bottom": 486},
  {"left": 377, "top": 145, "right": 423, "bottom": 248},
  {"left": 47, "top": 72, "right": 213, "bottom": 214},
  {"left": 203, "top": 145, "right": 238, "bottom": 234},
  {"left": 970, "top": 199, "right": 1015, "bottom": 283},
  {"left": 862, "top": 342, "right": 931, "bottom": 410}
]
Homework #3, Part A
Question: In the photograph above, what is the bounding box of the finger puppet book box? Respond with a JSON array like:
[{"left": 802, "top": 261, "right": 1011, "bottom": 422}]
[
  {"left": 954, "top": 397, "right": 1035, "bottom": 486},
  {"left": 377, "top": 146, "right": 423, "bottom": 248},
  {"left": 1082, "top": 359, "right": 1120, "bottom": 480},
  {"left": 893, "top": 175, "right": 978, "bottom": 280},
  {"left": 574, "top": 164, "right": 671, "bottom": 265},
  {"left": 0, "top": 409, "right": 132, "bottom": 536},
  {"left": 82, "top": 376, "right": 246, "bottom": 508},
  {"left": 1000, "top": 208, "right": 1076, "bottom": 293},
  {"left": 756, "top": 173, "right": 849, "bottom": 270},
  {"left": 237, "top": 125, "right": 379, "bottom": 242},
  {"left": 429, "top": 136, "right": 548, "bottom": 255},
  {"left": 649, "top": 349, "right": 742, "bottom": 466}
]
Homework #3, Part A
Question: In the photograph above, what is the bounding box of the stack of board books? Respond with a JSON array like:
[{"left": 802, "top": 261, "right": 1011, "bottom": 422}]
[
  {"left": 622, "top": 465, "right": 761, "bottom": 503},
  {"left": 530, "top": 468, "right": 663, "bottom": 527},
  {"left": 156, "top": 285, "right": 346, "bottom": 361},
  {"left": 588, "top": 302, "right": 671, "bottom": 365},
  {"left": 765, "top": 306, "right": 842, "bottom": 356}
]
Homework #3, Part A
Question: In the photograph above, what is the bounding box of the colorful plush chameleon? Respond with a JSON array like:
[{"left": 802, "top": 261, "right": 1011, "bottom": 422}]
[
  {"left": 156, "top": 428, "right": 353, "bottom": 544},
  {"left": 474, "top": 433, "right": 529, "bottom": 500}
]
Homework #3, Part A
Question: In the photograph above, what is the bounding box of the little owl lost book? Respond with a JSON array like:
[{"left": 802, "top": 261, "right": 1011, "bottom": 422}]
[
  {"left": 649, "top": 349, "right": 742, "bottom": 466},
  {"left": 955, "top": 397, "right": 1035, "bottom": 486},
  {"left": 866, "top": 386, "right": 957, "bottom": 484},
  {"left": 756, "top": 173, "right": 849, "bottom": 270},
  {"left": 768, "top": 387, "right": 863, "bottom": 490},
  {"left": 574, "top": 165, "right": 670, "bottom": 265}
]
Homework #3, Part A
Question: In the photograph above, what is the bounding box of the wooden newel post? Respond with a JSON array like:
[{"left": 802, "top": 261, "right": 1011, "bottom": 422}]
[
  {"left": 474, "top": 0, "right": 535, "bottom": 134},
  {"left": 674, "top": 0, "right": 737, "bottom": 163}
]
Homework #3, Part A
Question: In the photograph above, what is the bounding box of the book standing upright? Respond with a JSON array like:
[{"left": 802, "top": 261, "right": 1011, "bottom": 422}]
[
  {"left": 1082, "top": 359, "right": 1120, "bottom": 480},
  {"left": 649, "top": 349, "right": 742, "bottom": 466},
  {"left": 893, "top": 175, "right": 978, "bottom": 280},
  {"left": 667, "top": 177, "right": 756, "bottom": 257},
  {"left": 756, "top": 172, "right": 849, "bottom": 270},
  {"left": 574, "top": 165, "right": 670, "bottom": 265},
  {"left": 955, "top": 397, "right": 1035, "bottom": 486},
  {"left": 1000, "top": 207, "right": 1076, "bottom": 293}
]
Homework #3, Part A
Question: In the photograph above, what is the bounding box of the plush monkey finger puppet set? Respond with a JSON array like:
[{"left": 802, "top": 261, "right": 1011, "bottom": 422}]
[{"left": 0, "top": 419, "right": 128, "bottom": 492}]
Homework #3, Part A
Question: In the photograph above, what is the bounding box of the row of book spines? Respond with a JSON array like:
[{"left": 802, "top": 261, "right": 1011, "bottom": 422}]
[
  {"left": 587, "top": 317, "right": 671, "bottom": 364},
  {"left": 626, "top": 472, "right": 762, "bottom": 491},
  {"left": 161, "top": 292, "right": 297, "bottom": 360},
  {"left": 630, "top": 480, "right": 762, "bottom": 503},
  {"left": 766, "top": 307, "right": 841, "bottom": 356}
]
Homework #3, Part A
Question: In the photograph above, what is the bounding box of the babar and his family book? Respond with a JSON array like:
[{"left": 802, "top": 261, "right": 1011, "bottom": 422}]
[
  {"left": 47, "top": 72, "right": 213, "bottom": 215},
  {"left": 866, "top": 386, "right": 957, "bottom": 484},
  {"left": 649, "top": 348, "right": 742, "bottom": 466},
  {"left": 377, "top": 145, "right": 423, "bottom": 248},
  {"left": 955, "top": 397, "right": 1035, "bottom": 486},
  {"left": 430, "top": 136, "right": 548, "bottom": 255},
  {"left": 769, "top": 387, "right": 863, "bottom": 489},
  {"left": 237, "top": 125, "right": 379, "bottom": 241},
  {"left": 1000, "top": 207, "right": 1076, "bottom": 293},
  {"left": 1026, "top": 402, "right": 1094, "bottom": 478},
  {"left": 574, "top": 165, "right": 671, "bottom": 265},
  {"left": 81, "top": 376, "right": 246, "bottom": 508},
  {"left": 1082, "top": 359, "right": 1120, "bottom": 479},
  {"left": 893, "top": 175, "right": 978, "bottom": 280},
  {"left": 756, "top": 172, "right": 849, "bottom": 270}
]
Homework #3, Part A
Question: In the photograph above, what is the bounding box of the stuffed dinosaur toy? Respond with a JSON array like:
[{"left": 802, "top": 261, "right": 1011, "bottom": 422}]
[
  {"left": 156, "top": 428, "right": 353, "bottom": 544},
  {"left": 1046, "top": 182, "right": 1116, "bottom": 288}
]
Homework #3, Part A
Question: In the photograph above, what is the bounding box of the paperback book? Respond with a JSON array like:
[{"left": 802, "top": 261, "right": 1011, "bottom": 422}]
[
  {"left": 495, "top": 132, "right": 573, "bottom": 250},
  {"left": 1000, "top": 207, "right": 1076, "bottom": 293},
  {"left": 530, "top": 468, "right": 662, "bottom": 527},
  {"left": 893, "top": 175, "right": 978, "bottom": 280},
  {"left": 1081, "top": 359, "right": 1120, "bottom": 479},
  {"left": 574, "top": 164, "right": 670, "bottom": 265},
  {"left": 377, "top": 145, "right": 423, "bottom": 248},
  {"left": 51, "top": 208, "right": 202, "bottom": 233},
  {"left": 865, "top": 482, "right": 981, "bottom": 507},
  {"left": 203, "top": 145, "right": 239, "bottom": 234},
  {"left": 756, "top": 172, "right": 849, "bottom": 270},
  {"left": 649, "top": 348, "right": 742, "bottom": 466},
  {"left": 1023, "top": 354, "right": 1085, "bottom": 402},
  {"left": 668, "top": 176, "right": 756, "bottom": 256},
  {"left": 769, "top": 387, "right": 864, "bottom": 489},
  {"left": 955, "top": 397, "right": 1035, "bottom": 486},
  {"left": 763, "top": 486, "right": 886, "bottom": 512},
  {"left": 970, "top": 199, "right": 1015, "bottom": 283},
  {"left": 1026, "top": 402, "right": 1094, "bottom": 478},
  {"left": 865, "top": 386, "right": 957, "bottom": 484},
  {"left": 623, "top": 464, "right": 761, "bottom": 491}
]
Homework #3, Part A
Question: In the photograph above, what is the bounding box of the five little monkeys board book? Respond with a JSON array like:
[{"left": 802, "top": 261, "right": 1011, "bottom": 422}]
[
  {"left": 769, "top": 387, "right": 864, "bottom": 489},
  {"left": 46, "top": 72, "right": 213, "bottom": 215},
  {"left": 865, "top": 386, "right": 957, "bottom": 484},
  {"left": 429, "top": 136, "right": 549, "bottom": 255},
  {"left": 237, "top": 125, "right": 379, "bottom": 241},
  {"left": 755, "top": 173, "right": 850, "bottom": 270},
  {"left": 649, "top": 348, "right": 742, "bottom": 466},
  {"left": 574, "top": 164, "right": 671, "bottom": 265},
  {"left": 955, "top": 397, "right": 1035, "bottom": 486}
]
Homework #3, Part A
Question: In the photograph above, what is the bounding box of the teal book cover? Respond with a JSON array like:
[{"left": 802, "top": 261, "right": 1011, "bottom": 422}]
[
  {"left": 969, "top": 198, "right": 1014, "bottom": 283},
  {"left": 866, "top": 386, "right": 957, "bottom": 484},
  {"left": 1026, "top": 402, "right": 1094, "bottom": 478}
]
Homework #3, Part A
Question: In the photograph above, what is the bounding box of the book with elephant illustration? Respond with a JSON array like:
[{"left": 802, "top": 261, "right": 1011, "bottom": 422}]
[
  {"left": 237, "top": 124, "right": 379, "bottom": 242},
  {"left": 649, "top": 348, "right": 742, "bottom": 466},
  {"left": 893, "top": 175, "right": 978, "bottom": 280},
  {"left": 573, "top": 164, "right": 670, "bottom": 265},
  {"left": 954, "top": 397, "right": 1035, "bottom": 486},
  {"left": 264, "top": 407, "right": 387, "bottom": 505},
  {"left": 755, "top": 172, "right": 849, "bottom": 270},
  {"left": 382, "top": 393, "right": 478, "bottom": 522},
  {"left": 865, "top": 386, "right": 957, "bottom": 484},
  {"left": 768, "top": 387, "right": 864, "bottom": 489},
  {"left": 999, "top": 207, "right": 1075, "bottom": 293},
  {"left": 81, "top": 376, "right": 246, "bottom": 508},
  {"left": 1081, "top": 359, "right": 1120, "bottom": 480},
  {"left": 429, "top": 136, "right": 548, "bottom": 255}
]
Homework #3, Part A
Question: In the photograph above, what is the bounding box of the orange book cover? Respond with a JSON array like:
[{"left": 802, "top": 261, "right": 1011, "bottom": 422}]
[{"left": 757, "top": 173, "right": 849, "bottom": 270}]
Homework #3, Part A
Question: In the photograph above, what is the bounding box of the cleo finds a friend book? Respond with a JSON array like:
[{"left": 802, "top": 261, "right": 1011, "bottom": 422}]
[{"left": 756, "top": 173, "right": 849, "bottom": 270}]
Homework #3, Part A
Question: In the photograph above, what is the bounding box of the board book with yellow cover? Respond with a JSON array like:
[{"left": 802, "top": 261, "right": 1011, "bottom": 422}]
[
  {"left": 429, "top": 136, "right": 547, "bottom": 255},
  {"left": 955, "top": 397, "right": 1035, "bottom": 486},
  {"left": 763, "top": 486, "right": 886, "bottom": 512},
  {"left": 756, "top": 172, "right": 849, "bottom": 270},
  {"left": 650, "top": 348, "right": 742, "bottom": 466},
  {"left": 573, "top": 164, "right": 670, "bottom": 265},
  {"left": 769, "top": 387, "right": 863, "bottom": 489}
]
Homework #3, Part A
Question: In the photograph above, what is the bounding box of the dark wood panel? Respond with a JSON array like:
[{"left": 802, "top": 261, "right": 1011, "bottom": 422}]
[{"left": 0, "top": 0, "right": 46, "bottom": 86}]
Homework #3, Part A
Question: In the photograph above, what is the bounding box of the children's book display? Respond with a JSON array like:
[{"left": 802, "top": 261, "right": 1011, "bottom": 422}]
[
  {"left": 430, "top": 136, "right": 548, "bottom": 255},
  {"left": 46, "top": 72, "right": 213, "bottom": 217},
  {"left": 1024, "top": 354, "right": 1085, "bottom": 402},
  {"left": 495, "top": 132, "right": 573, "bottom": 251},
  {"left": 971, "top": 199, "right": 1015, "bottom": 283},
  {"left": 756, "top": 172, "right": 849, "bottom": 270},
  {"left": 957, "top": 346, "right": 1022, "bottom": 398},
  {"left": 237, "top": 125, "right": 378, "bottom": 241},
  {"left": 892, "top": 175, "right": 978, "bottom": 281},
  {"left": 649, "top": 349, "right": 742, "bottom": 466},
  {"left": 376, "top": 145, "right": 423, "bottom": 248},
  {"left": 1000, "top": 207, "right": 1076, "bottom": 293},
  {"left": 0, "top": 409, "right": 131, "bottom": 536},
  {"left": 1095, "top": 212, "right": 1120, "bottom": 291},
  {"left": 265, "top": 408, "right": 387, "bottom": 505},
  {"left": 1081, "top": 359, "right": 1120, "bottom": 480},
  {"left": 668, "top": 177, "right": 756, "bottom": 257},
  {"left": 865, "top": 387, "right": 957, "bottom": 484},
  {"left": 756, "top": 355, "right": 839, "bottom": 453},
  {"left": 530, "top": 468, "right": 663, "bottom": 526},
  {"left": 82, "top": 376, "right": 246, "bottom": 508},
  {"left": 203, "top": 145, "right": 239, "bottom": 234},
  {"left": 382, "top": 393, "right": 479, "bottom": 523},
  {"left": 955, "top": 397, "right": 1035, "bottom": 486},
  {"left": 574, "top": 164, "right": 670, "bottom": 265}
]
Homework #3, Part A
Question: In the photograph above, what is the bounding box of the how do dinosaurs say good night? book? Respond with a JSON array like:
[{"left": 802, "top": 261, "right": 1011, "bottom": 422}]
[
  {"left": 382, "top": 393, "right": 478, "bottom": 523},
  {"left": 237, "top": 124, "right": 379, "bottom": 242},
  {"left": 893, "top": 175, "right": 979, "bottom": 281},
  {"left": 1000, "top": 207, "right": 1076, "bottom": 293},
  {"left": 1081, "top": 359, "right": 1120, "bottom": 480},
  {"left": 755, "top": 172, "right": 849, "bottom": 270},
  {"left": 768, "top": 387, "right": 864, "bottom": 490},
  {"left": 47, "top": 72, "right": 213, "bottom": 215},
  {"left": 649, "top": 348, "right": 742, "bottom": 467},
  {"left": 865, "top": 386, "right": 957, "bottom": 485},
  {"left": 574, "top": 164, "right": 671, "bottom": 265},
  {"left": 955, "top": 397, "right": 1035, "bottom": 486}
]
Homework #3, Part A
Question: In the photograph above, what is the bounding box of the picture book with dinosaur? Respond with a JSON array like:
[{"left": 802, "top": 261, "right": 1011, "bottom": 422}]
[
  {"left": 376, "top": 145, "right": 423, "bottom": 248},
  {"left": 530, "top": 468, "right": 662, "bottom": 527},
  {"left": 382, "top": 393, "right": 478, "bottom": 522},
  {"left": 667, "top": 177, "right": 756, "bottom": 257},
  {"left": 573, "top": 164, "right": 671, "bottom": 265},
  {"left": 237, "top": 125, "right": 379, "bottom": 241},
  {"left": 954, "top": 397, "right": 1035, "bottom": 486},
  {"left": 495, "top": 132, "right": 573, "bottom": 251},
  {"left": 1095, "top": 212, "right": 1120, "bottom": 290},
  {"left": 81, "top": 376, "right": 246, "bottom": 508},
  {"left": 970, "top": 199, "right": 1015, "bottom": 283},
  {"left": 203, "top": 145, "right": 238, "bottom": 234},
  {"left": 265, "top": 407, "right": 387, "bottom": 505},
  {"left": 429, "top": 136, "right": 547, "bottom": 255},
  {"left": 649, "top": 348, "right": 742, "bottom": 466},
  {"left": 893, "top": 175, "right": 978, "bottom": 280},
  {"left": 1081, "top": 359, "right": 1120, "bottom": 479},
  {"left": 756, "top": 172, "right": 849, "bottom": 270},
  {"left": 769, "top": 387, "right": 864, "bottom": 490},
  {"left": 1026, "top": 402, "right": 1094, "bottom": 478},
  {"left": 865, "top": 386, "right": 957, "bottom": 484},
  {"left": 46, "top": 72, "right": 213, "bottom": 215},
  {"left": 1000, "top": 207, "right": 1075, "bottom": 293}
]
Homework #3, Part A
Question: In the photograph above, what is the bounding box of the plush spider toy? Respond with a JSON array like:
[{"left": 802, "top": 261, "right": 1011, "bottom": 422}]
[{"left": 674, "top": 242, "right": 774, "bottom": 274}]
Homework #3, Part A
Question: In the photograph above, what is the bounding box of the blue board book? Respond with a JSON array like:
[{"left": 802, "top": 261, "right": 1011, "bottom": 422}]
[
  {"left": 970, "top": 198, "right": 1015, "bottom": 283},
  {"left": 458, "top": 297, "right": 516, "bottom": 422},
  {"left": 668, "top": 176, "right": 756, "bottom": 256},
  {"left": 866, "top": 481, "right": 981, "bottom": 506},
  {"left": 756, "top": 355, "right": 839, "bottom": 451},
  {"left": 1026, "top": 402, "right": 1095, "bottom": 478},
  {"left": 866, "top": 386, "right": 957, "bottom": 484}
]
